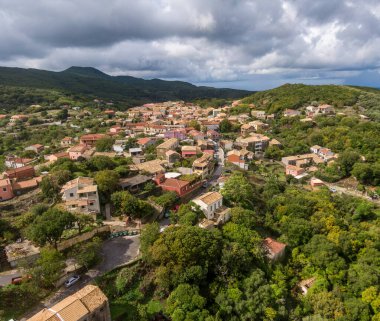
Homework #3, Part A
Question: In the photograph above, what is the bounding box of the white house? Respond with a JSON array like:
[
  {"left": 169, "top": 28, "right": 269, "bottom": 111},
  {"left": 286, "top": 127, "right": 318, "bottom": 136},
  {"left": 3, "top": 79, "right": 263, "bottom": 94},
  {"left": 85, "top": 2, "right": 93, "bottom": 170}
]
[
  {"left": 61, "top": 177, "right": 101, "bottom": 214},
  {"left": 193, "top": 191, "right": 223, "bottom": 220}
]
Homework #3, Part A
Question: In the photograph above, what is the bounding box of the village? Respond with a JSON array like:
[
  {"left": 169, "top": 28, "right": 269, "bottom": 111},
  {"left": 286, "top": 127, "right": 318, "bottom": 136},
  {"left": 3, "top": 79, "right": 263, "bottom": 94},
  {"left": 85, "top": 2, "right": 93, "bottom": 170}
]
[{"left": 0, "top": 97, "right": 379, "bottom": 321}]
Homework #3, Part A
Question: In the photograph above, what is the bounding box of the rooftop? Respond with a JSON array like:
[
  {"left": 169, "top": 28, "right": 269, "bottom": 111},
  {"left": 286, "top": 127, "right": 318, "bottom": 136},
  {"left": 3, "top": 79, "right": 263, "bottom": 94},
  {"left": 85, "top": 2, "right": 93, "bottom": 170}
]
[
  {"left": 195, "top": 191, "right": 223, "bottom": 205},
  {"left": 27, "top": 285, "right": 108, "bottom": 321}
]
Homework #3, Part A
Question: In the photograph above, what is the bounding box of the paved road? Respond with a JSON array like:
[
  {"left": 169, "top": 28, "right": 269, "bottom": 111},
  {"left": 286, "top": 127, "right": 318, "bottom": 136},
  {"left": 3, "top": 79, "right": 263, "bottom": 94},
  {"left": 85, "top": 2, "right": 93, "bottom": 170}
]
[
  {"left": 24, "top": 235, "right": 140, "bottom": 318},
  {"left": 326, "top": 183, "right": 380, "bottom": 204}
]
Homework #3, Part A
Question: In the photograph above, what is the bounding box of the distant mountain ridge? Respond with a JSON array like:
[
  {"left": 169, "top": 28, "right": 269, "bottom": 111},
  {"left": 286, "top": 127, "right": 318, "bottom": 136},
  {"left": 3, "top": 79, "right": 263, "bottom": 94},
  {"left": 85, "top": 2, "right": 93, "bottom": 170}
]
[{"left": 0, "top": 66, "right": 252, "bottom": 104}]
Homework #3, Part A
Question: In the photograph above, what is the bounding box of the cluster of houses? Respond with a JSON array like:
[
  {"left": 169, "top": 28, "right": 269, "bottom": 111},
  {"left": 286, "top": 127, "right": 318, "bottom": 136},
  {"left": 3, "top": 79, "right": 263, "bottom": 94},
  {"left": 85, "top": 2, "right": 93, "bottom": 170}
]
[
  {"left": 0, "top": 156, "right": 41, "bottom": 201},
  {"left": 283, "top": 104, "right": 335, "bottom": 119},
  {"left": 282, "top": 145, "right": 337, "bottom": 179}
]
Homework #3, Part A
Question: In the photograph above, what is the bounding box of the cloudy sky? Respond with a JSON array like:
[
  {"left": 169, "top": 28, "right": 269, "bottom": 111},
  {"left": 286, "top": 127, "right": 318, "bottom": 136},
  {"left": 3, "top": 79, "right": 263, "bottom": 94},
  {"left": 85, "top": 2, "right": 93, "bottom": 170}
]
[{"left": 1, "top": 0, "right": 380, "bottom": 90}]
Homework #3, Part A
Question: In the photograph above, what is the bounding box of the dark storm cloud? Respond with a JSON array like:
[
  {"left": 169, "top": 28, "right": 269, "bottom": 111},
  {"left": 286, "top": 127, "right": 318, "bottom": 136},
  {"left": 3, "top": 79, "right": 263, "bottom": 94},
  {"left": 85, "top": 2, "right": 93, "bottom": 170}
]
[{"left": 0, "top": 0, "right": 380, "bottom": 89}]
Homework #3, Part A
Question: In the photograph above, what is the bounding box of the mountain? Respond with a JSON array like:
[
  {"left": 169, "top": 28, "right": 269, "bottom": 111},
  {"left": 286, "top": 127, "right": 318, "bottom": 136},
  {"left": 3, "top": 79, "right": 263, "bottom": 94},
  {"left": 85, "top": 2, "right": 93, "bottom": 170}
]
[
  {"left": 241, "top": 83, "right": 380, "bottom": 120},
  {"left": 0, "top": 66, "right": 252, "bottom": 106}
]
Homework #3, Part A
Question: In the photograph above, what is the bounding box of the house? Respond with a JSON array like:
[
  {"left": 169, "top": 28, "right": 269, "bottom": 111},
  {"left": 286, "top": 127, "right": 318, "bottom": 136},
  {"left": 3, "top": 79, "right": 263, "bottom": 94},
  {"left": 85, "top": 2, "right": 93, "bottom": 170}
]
[
  {"left": 227, "top": 149, "right": 254, "bottom": 170},
  {"left": 310, "top": 145, "right": 322, "bottom": 154},
  {"left": 27, "top": 285, "right": 111, "bottom": 321},
  {"left": 25, "top": 144, "right": 44, "bottom": 154},
  {"left": 104, "top": 109, "right": 115, "bottom": 117},
  {"left": 318, "top": 148, "right": 336, "bottom": 161},
  {"left": 283, "top": 109, "right": 301, "bottom": 117},
  {"left": 206, "top": 130, "right": 220, "bottom": 141},
  {"left": 269, "top": 138, "right": 282, "bottom": 147},
  {"left": 129, "top": 147, "right": 143, "bottom": 157},
  {"left": 285, "top": 165, "right": 306, "bottom": 177},
  {"left": 154, "top": 173, "right": 202, "bottom": 197},
  {"left": 79, "top": 133, "right": 107, "bottom": 147},
  {"left": 113, "top": 140, "right": 126, "bottom": 153},
  {"left": 241, "top": 124, "right": 255, "bottom": 137},
  {"left": 12, "top": 177, "right": 41, "bottom": 195},
  {"left": 164, "top": 129, "right": 187, "bottom": 140},
  {"left": 251, "top": 110, "right": 266, "bottom": 119},
  {"left": 131, "top": 159, "right": 167, "bottom": 174},
  {"left": 298, "top": 277, "right": 316, "bottom": 295},
  {"left": 192, "top": 153, "right": 214, "bottom": 178},
  {"left": 68, "top": 144, "right": 88, "bottom": 160},
  {"left": 181, "top": 145, "right": 200, "bottom": 158},
  {"left": 249, "top": 120, "right": 269, "bottom": 132},
  {"left": 156, "top": 138, "right": 179, "bottom": 158},
  {"left": 235, "top": 134, "right": 270, "bottom": 154},
  {"left": 202, "top": 121, "right": 220, "bottom": 131},
  {"left": 10, "top": 114, "right": 28, "bottom": 123},
  {"left": 61, "top": 177, "right": 100, "bottom": 214},
  {"left": 166, "top": 150, "right": 181, "bottom": 164},
  {"left": 188, "top": 130, "right": 205, "bottom": 141},
  {"left": 310, "top": 178, "right": 325, "bottom": 188},
  {"left": 45, "top": 152, "right": 69, "bottom": 162},
  {"left": 220, "top": 139, "right": 233, "bottom": 151},
  {"left": 318, "top": 104, "right": 335, "bottom": 115},
  {"left": 5, "top": 156, "right": 34, "bottom": 168},
  {"left": 137, "top": 137, "right": 156, "bottom": 150},
  {"left": 0, "top": 178, "right": 14, "bottom": 201},
  {"left": 263, "top": 237, "right": 286, "bottom": 261},
  {"left": 61, "top": 137, "right": 74, "bottom": 147},
  {"left": 119, "top": 174, "right": 152, "bottom": 193},
  {"left": 3, "top": 165, "right": 35, "bottom": 180},
  {"left": 193, "top": 191, "right": 230, "bottom": 224},
  {"left": 109, "top": 125, "right": 122, "bottom": 134},
  {"left": 281, "top": 153, "right": 325, "bottom": 167}
]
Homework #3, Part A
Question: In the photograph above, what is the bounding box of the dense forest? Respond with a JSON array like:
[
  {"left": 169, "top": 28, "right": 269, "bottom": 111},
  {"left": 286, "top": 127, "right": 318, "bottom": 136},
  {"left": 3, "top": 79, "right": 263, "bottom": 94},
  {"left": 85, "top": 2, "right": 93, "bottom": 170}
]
[{"left": 96, "top": 173, "right": 380, "bottom": 321}]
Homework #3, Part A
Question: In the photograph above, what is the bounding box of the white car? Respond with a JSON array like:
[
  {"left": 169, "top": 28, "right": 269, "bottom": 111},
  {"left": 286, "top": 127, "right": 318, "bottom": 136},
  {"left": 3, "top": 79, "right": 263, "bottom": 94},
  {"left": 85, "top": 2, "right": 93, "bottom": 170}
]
[{"left": 65, "top": 275, "right": 80, "bottom": 288}]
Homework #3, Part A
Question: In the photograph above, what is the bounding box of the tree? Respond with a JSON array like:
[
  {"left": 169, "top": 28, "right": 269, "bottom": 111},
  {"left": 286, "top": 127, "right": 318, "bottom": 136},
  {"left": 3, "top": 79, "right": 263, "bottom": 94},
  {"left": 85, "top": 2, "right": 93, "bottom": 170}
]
[
  {"left": 73, "top": 213, "right": 94, "bottom": 234},
  {"left": 31, "top": 248, "right": 65, "bottom": 288},
  {"left": 40, "top": 175, "right": 60, "bottom": 202},
  {"left": 188, "top": 120, "right": 201, "bottom": 131},
  {"left": 150, "top": 225, "right": 222, "bottom": 289},
  {"left": 216, "top": 269, "right": 277, "bottom": 320},
  {"left": 171, "top": 203, "right": 204, "bottom": 226},
  {"left": 265, "top": 145, "right": 284, "bottom": 160},
  {"left": 230, "top": 207, "right": 261, "bottom": 228},
  {"left": 111, "top": 191, "right": 155, "bottom": 219},
  {"left": 95, "top": 170, "right": 120, "bottom": 199},
  {"left": 140, "top": 222, "right": 160, "bottom": 264},
  {"left": 221, "top": 172, "right": 256, "bottom": 209},
  {"left": 72, "top": 237, "right": 102, "bottom": 270},
  {"left": 151, "top": 191, "right": 177, "bottom": 208},
  {"left": 338, "top": 150, "right": 360, "bottom": 177},
  {"left": 88, "top": 155, "right": 116, "bottom": 171},
  {"left": 220, "top": 119, "right": 232, "bottom": 133},
  {"left": 27, "top": 208, "right": 75, "bottom": 248},
  {"left": 56, "top": 108, "right": 68, "bottom": 120},
  {"left": 166, "top": 284, "right": 211, "bottom": 321},
  {"left": 95, "top": 136, "right": 114, "bottom": 152}
]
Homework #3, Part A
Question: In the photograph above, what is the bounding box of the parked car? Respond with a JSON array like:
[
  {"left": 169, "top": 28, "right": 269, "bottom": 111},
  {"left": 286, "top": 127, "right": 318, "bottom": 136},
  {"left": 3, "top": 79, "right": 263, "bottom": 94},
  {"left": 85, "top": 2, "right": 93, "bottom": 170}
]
[
  {"left": 11, "top": 275, "right": 32, "bottom": 285},
  {"left": 329, "top": 187, "right": 337, "bottom": 193},
  {"left": 65, "top": 275, "right": 80, "bottom": 288}
]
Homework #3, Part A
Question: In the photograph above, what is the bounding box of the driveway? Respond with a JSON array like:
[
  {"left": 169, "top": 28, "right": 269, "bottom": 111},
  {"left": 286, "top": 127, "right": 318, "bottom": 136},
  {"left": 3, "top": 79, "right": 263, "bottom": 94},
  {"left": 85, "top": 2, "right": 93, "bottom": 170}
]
[
  {"left": 23, "top": 235, "right": 140, "bottom": 319},
  {"left": 96, "top": 235, "right": 140, "bottom": 273}
]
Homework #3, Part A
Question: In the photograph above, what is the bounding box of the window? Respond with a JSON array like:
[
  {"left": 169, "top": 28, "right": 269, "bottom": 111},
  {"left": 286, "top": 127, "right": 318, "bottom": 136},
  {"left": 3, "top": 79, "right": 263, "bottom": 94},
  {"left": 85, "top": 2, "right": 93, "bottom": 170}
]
[
  {"left": 2, "top": 188, "right": 6, "bottom": 192},
  {"left": 69, "top": 193, "right": 74, "bottom": 197}
]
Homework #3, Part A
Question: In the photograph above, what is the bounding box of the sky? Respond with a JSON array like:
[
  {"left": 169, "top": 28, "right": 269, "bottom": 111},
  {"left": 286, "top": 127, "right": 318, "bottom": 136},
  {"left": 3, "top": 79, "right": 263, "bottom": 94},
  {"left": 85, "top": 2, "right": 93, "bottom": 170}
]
[{"left": 1, "top": 0, "right": 380, "bottom": 90}]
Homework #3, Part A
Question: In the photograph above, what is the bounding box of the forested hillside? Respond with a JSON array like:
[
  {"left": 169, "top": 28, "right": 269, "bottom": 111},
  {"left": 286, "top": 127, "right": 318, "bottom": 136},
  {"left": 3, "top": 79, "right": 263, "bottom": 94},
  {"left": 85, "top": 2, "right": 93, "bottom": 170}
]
[
  {"left": 0, "top": 66, "right": 251, "bottom": 109},
  {"left": 242, "top": 84, "right": 380, "bottom": 120}
]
